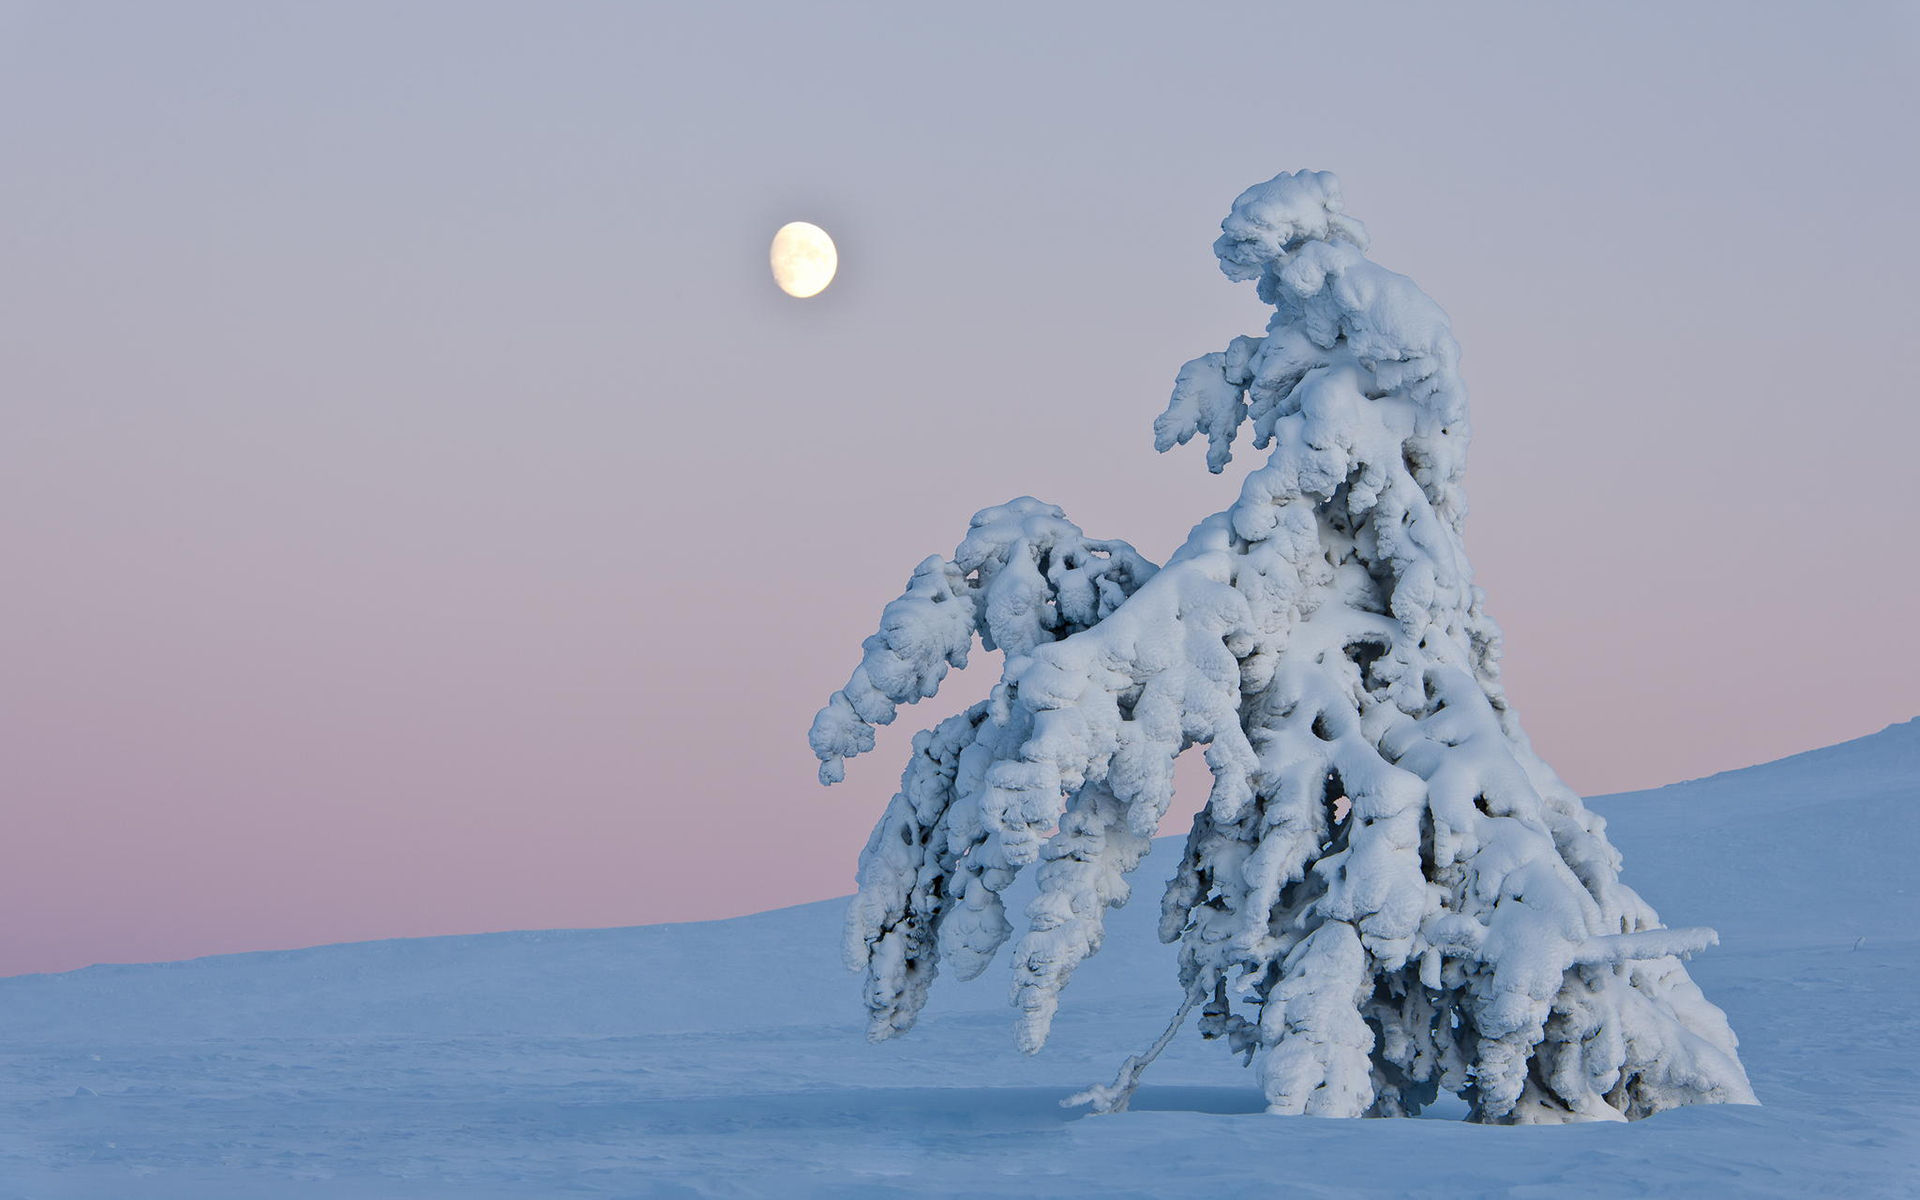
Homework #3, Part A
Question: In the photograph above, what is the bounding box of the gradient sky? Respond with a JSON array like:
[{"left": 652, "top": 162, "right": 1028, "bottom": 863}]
[{"left": 3, "top": 1, "right": 1915, "bottom": 977}]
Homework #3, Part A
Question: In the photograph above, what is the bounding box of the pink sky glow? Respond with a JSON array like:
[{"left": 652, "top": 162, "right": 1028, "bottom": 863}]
[{"left": 2, "top": 2, "right": 1915, "bottom": 976}]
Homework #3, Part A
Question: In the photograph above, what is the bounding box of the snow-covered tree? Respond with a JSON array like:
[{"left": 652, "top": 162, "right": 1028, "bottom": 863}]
[{"left": 810, "top": 171, "right": 1756, "bottom": 1123}]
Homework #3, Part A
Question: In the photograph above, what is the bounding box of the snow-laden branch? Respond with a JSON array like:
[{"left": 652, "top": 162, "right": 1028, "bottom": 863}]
[{"left": 810, "top": 497, "right": 1156, "bottom": 785}]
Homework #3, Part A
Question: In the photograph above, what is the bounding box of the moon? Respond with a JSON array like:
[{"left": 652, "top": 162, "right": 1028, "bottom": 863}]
[{"left": 770, "top": 221, "right": 837, "bottom": 298}]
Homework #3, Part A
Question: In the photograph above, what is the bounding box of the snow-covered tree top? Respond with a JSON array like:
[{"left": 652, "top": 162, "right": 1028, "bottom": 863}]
[{"left": 1213, "top": 169, "right": 1370, "bottom": 277}]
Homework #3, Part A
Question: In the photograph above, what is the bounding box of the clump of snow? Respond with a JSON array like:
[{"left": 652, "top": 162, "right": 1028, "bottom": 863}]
[{"left": 813, "top": 170, "right": 1756, "bottom": 1123}]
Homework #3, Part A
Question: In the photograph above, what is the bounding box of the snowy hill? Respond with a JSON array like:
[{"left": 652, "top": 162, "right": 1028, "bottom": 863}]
[{"left": 3, "top": 720, "right": 1916, "bottom": 1197}]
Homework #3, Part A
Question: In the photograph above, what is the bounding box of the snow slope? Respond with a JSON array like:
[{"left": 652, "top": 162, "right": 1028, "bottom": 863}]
[{"left": 2, "top": 720, "right": 1915, "bottom": 1197}]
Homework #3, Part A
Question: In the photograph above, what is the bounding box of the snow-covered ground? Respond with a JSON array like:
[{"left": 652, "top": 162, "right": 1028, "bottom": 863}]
[{"left": 3, "top": 720, "right": 1915, "bottom": 1197}]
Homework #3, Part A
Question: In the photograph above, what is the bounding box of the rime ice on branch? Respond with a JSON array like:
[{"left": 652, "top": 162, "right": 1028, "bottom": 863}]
[{"left": 811, "top": 171, "right": 1756, "bottom": 1123}]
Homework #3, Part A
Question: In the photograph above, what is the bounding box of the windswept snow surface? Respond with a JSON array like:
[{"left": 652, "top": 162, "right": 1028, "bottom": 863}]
[{"left": 3, "top": 721, "right": 1916, "bottom": 1197}]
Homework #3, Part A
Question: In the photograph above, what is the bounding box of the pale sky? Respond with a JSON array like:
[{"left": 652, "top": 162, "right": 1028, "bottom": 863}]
[{"left": 2, "top": 0, "right": 1915, "bottom": 976}]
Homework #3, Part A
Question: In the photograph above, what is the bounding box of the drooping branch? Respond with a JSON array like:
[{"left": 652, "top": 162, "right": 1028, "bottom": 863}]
[{"left": 810, "top": 497, "right": 1156, "bottom": 785}]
